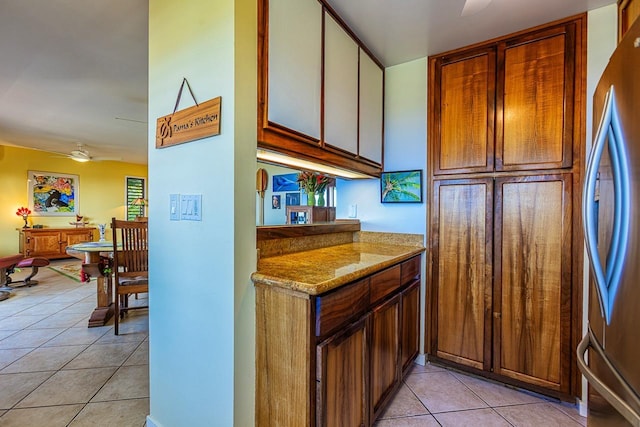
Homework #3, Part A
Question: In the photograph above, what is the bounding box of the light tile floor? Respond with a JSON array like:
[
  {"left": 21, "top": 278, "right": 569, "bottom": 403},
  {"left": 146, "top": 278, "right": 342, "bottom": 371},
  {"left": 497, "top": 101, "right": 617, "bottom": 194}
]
[
  {"left": 0, "top": 259, "right": 148, "bottom": 426},
  {"left": 0, "top": 259, "right": 586, "bottom": 426},
  {"left": 376, "top": 363, "right": 587, "bottom": 426}
]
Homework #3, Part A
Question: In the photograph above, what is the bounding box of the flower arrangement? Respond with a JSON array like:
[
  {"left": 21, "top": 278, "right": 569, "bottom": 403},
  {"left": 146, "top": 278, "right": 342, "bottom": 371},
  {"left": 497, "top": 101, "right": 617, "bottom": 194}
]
[
  {"left": 16, "top": 207, "right": 31, "bottom": 228},
  {"left": 296, "top": 171, "right": 332, "bottom": 194}
]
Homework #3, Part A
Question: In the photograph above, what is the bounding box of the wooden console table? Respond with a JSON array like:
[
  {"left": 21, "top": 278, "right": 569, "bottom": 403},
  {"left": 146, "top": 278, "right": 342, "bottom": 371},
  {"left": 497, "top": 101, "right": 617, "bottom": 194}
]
[{"left": 18, "top": 227, "right": 95, "bottom": 260}]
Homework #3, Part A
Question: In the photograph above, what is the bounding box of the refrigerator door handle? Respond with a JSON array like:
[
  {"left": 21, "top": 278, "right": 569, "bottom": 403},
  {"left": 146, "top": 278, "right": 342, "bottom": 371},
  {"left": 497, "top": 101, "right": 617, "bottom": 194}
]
[
  {"left": 578, "top": 327, "right": 640, "bottom": 426},
  {"left": 582, "top": 85, "right": 631, "bottom": 325}
]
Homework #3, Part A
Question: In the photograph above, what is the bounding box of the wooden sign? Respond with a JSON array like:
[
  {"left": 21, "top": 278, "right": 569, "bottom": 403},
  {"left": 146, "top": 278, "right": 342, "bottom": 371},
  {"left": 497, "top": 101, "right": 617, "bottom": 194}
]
[{"left": 155, "top": 96, "right": 221, "bottom": 148}]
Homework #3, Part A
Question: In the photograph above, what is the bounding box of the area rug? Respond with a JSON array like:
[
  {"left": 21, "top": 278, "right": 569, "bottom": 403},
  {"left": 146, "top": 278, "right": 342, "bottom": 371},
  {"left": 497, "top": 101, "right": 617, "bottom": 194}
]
[{"left": 48, "top": 263, "right": 94, "bottom": 282}]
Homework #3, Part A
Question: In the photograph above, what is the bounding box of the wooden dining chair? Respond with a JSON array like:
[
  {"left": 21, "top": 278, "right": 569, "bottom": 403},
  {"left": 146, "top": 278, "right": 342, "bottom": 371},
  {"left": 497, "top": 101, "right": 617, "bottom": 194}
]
[{"left": 111, "top": 217, "right": 148, "bottom": 335}]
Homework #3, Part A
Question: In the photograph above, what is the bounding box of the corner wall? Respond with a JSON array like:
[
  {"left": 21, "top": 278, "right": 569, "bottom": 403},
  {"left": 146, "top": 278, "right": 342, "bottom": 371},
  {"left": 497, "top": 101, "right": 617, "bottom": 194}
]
[{"left": 147, "top": 0, "right": 256, "bottom": 426}]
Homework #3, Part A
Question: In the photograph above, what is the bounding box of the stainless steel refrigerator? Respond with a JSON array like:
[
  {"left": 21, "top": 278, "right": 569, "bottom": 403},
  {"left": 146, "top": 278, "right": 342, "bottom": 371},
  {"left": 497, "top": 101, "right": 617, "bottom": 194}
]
[{"left": 578, "top": 17, "right": 640, "bottom": 427}]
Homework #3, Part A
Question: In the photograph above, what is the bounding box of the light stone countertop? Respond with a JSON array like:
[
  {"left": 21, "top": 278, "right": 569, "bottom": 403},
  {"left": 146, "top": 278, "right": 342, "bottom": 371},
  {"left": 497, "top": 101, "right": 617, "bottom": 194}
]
[{"left": 251, "top": 242, "right": 425, "bottom": 296}]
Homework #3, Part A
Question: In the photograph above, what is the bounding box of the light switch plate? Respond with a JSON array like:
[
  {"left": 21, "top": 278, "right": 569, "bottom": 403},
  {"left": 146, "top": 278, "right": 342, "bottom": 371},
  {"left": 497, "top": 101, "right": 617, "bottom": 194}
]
[
  {"left": 180, "top": 194, "right": 202, "bottom": 221},
  {"left": 170, "top": 194, "right": 180, "bottom": 221},
  {"left": 348, "top": 204, "right": 357, "bottom": 218}
]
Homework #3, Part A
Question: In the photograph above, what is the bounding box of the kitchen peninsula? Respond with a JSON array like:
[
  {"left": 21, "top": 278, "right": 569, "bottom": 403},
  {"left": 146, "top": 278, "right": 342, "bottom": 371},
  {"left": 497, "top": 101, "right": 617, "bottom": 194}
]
[{"left": 252, "top": 221, "right": 424, "bottom": 426}]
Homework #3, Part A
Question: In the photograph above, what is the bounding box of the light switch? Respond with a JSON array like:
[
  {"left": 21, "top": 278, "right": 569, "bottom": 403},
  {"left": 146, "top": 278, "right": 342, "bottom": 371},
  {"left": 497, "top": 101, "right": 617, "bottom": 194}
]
[
  {"left": 180, "top": 194, "right": 202, "bottom": 221},
  {"left": 348, "top": 204, "right": 357, "bottom": 218},
  {"left": 170, "top": 194, "right": 180, "bottom": 221}
]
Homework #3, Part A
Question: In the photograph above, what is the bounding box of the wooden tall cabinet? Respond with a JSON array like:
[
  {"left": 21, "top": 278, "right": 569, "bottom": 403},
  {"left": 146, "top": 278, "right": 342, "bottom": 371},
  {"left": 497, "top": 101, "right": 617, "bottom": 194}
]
[{"left": 427, "top": 14, "right": 585, "bottom": 399}]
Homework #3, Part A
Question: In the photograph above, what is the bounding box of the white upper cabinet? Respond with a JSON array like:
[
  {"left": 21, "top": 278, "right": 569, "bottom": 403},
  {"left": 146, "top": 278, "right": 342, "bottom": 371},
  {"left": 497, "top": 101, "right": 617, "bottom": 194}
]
[
  {"left": 359, "top": 50, "right": 383, "bottom": 164},
  {"left": 324, "top": 12, "right": 359, "bottom": 155},
  {"left": 268, "top": 0, "right": 322, "bottom": 139}
]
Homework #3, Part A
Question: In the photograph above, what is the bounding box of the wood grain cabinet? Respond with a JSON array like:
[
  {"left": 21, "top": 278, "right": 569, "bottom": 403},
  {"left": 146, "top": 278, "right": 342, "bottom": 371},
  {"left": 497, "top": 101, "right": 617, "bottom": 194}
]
[
  {"left": 258, "top": 0, "right": 385, "bottom": 177},
  {"left": 18, "top": 227, "right": 95, "bottom": 260},
  {"left": 619, "top": 0, "right": 640, "bottom": 41},
  {"left": 428, "top": 14, "right": 585, "bottom": 400},
  {"left": 431, "top": 20, "right": 578, "bottom": 175},
  {"left": 256, "top": 255, "right": 421, "bottom": 427}
]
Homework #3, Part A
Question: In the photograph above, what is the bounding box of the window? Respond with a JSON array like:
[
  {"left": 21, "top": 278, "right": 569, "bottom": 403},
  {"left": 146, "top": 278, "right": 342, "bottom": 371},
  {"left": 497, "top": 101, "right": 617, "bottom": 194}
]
[{"left": 126, "top": 177, "right": 146, "bottom": 220}]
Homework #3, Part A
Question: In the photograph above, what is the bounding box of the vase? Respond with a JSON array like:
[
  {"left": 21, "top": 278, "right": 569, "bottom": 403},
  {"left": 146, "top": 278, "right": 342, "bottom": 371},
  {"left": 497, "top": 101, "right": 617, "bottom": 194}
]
[
  {"left": 317, "top": 191, "right": 325, "bottom": 207},
  {"left": 307, "top": 191, "right": 315, "bottom": 206},
  {"left": 22, "top": 215, "right": 29, "bottom": 228}
]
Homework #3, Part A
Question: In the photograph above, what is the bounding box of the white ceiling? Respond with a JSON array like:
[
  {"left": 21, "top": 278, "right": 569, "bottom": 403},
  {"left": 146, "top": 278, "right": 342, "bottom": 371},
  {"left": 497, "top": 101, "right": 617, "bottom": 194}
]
[{"left": 0, "top": 0, "right": 615, "bottom": 165}]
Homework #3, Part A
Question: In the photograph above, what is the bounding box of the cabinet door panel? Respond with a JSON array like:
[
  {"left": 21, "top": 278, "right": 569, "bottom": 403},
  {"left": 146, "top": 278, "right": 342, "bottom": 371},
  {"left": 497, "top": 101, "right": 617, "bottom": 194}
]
[
  {"left": 436, "top": 49, "right": 495, "bottom": 174},
  {"left": 619, "top": 0, "right": 640, "bottom": 41},
  {"left": 359, "top": 49, "right": 383, "bottom": 164},
  {"left": 494, "top": 174, "right": 572, "bottom": 392},
  {"left": 324, "top": 12, "right": 359, "bottom": 155},
  {"left": 267, "top": 0, "right": 322, "bottom": 139},
  {"left": 432, "top": 179, "right": 493, "bottom": 370},
  {"left": 499, "top": 26, "right": 574, "bottom": 170},
  {"left": 401, "top": 279, "right": 420, "bottom": 373},
  {"left": 30, "top": 231, "right": 63, "bottom": 258},
  {"left": 317, "top": 316, "right": 368, "bottom": 427},
  {"left": 64, "top": 231, "right": 93, "bottom": 247},
  {"left": 370, "top": 294, "right": 400, "bottom": 418}
]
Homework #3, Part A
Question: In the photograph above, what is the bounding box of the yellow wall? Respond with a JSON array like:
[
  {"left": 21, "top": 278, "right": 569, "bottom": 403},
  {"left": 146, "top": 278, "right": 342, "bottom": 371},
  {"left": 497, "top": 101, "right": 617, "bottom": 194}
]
[{"left": 0, "top": 144, "right": 147, "bottom": 256}]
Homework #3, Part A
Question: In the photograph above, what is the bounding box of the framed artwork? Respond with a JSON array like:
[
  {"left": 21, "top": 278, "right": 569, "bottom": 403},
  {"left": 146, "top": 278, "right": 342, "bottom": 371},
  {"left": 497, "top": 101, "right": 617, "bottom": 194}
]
[
  {"left": 272, "top": 173, "right": 299, "bottom": 192},
  {"left": 271, "top": 194, "right": 281, "bottom": 209},
  {"left": 285, "top": 192, "right": 300, "bottom": 206},
  {"left": 380, "top": 170, "right": 422, "bottom": 203},
  {"left": 28, "top": 170, "right": 79, "bottom": 216}
]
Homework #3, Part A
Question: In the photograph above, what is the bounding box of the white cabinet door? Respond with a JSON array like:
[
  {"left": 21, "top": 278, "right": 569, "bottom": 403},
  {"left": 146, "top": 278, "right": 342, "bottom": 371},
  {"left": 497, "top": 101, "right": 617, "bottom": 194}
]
[
  {"left": 324, "top": 12, "right": 358, "bottom": 155},
  {"left": 268, "top": 0, "right": 322, "bottom": 139},
  {"left": 359, "top": 50, "right": 383, "bottom": 164}
]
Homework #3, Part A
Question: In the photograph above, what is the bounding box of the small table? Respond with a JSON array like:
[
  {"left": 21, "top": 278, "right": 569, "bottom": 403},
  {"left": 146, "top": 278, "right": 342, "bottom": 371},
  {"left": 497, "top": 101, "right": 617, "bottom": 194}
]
[{"left": 66, "top": 241, "right": 116, "bottom": 327}]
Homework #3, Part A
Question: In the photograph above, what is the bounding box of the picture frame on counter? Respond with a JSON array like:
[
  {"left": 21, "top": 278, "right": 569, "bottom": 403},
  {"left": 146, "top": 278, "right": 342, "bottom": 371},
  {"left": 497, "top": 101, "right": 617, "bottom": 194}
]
[
  {"left": 28, "top": 170, "right": 79, "bottom": 216},
  {"left": 380, "top": 170, "right": 423, "bottom": 203}
]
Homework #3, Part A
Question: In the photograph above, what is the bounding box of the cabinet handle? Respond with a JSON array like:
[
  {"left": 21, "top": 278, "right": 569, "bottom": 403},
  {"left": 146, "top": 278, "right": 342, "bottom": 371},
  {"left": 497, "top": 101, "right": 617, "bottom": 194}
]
[{"left": 582, "top": 86, "right": 630, "bottom": 325}]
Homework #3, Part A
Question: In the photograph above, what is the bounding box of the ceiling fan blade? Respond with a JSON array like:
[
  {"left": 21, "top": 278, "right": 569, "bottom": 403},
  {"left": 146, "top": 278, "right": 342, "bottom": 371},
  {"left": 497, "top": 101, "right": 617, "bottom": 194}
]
[
  {"left": 92, "top": 156, "right": 123, "bottom": 162},
  {"left": 462, "top": 0, "right": 492, "bottom": 16}
]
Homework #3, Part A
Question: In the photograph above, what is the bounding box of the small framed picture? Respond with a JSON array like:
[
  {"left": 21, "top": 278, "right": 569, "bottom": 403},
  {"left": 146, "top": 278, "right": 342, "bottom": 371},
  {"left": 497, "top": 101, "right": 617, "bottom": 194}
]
[
  {"left": 380, "top": 170, "right": 423, "bottom": 203},
  {"left": 285, "top": 192, "right": 300, "bottom": 206},
  {"left": 271, "top": 194, "right": 281, "bottom": 209}
]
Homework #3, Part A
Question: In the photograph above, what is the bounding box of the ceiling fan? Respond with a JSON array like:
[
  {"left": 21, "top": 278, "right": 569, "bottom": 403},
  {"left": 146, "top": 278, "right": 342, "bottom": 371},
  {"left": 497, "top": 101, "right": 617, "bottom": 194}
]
[
  {"left": 462, "top": 0, "right": 492, "bottom": 16},
  {"left": 53, "top": 143, "right": 122, "bottom": 163}
]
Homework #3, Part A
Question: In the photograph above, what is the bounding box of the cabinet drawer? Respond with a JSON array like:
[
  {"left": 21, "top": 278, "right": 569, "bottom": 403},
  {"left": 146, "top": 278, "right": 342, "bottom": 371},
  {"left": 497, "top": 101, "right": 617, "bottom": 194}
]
[
  {"left": 315, "top": 278, "right": 369, "bottom": 337},
  {"left": 400, "top": 256, "right": 421, "bottom": 285},
  {"left": 370, "top": 265, "right": 401, "bottom": 305}
]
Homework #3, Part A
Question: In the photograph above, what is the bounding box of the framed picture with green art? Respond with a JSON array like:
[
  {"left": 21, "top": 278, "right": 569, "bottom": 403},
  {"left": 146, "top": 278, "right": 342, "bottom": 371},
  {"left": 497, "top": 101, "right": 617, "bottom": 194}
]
[{"left": 380, "top": 170, "right": 422, "bottom": 203}]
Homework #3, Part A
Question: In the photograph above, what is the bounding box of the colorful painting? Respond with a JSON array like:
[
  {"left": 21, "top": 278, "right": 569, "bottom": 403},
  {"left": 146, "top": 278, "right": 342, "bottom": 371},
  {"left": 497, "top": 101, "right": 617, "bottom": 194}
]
[
  {"left": 380, "top": 170, "right": 422, "bottom": 203},
  {"left": 28, "top": 171, "right": 79, "bottom": 216},
  {"left": 272, "top": 173, "right": 299, "bottom": 192}
]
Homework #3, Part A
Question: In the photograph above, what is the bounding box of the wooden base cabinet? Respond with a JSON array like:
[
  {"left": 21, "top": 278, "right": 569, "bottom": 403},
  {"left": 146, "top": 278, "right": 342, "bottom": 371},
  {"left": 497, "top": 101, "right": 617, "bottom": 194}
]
[
  {"left": 18, "top": 227, "right": 95, "bottom": 259},
  {"left": 370, "top": 294, "right": 400, "bottom": 420},
  {"left": 256, "top": 255, "right": 421, "bottom": 427},
  {"left": 317, "top": 316, "right": 369, "bottom": 427}
]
